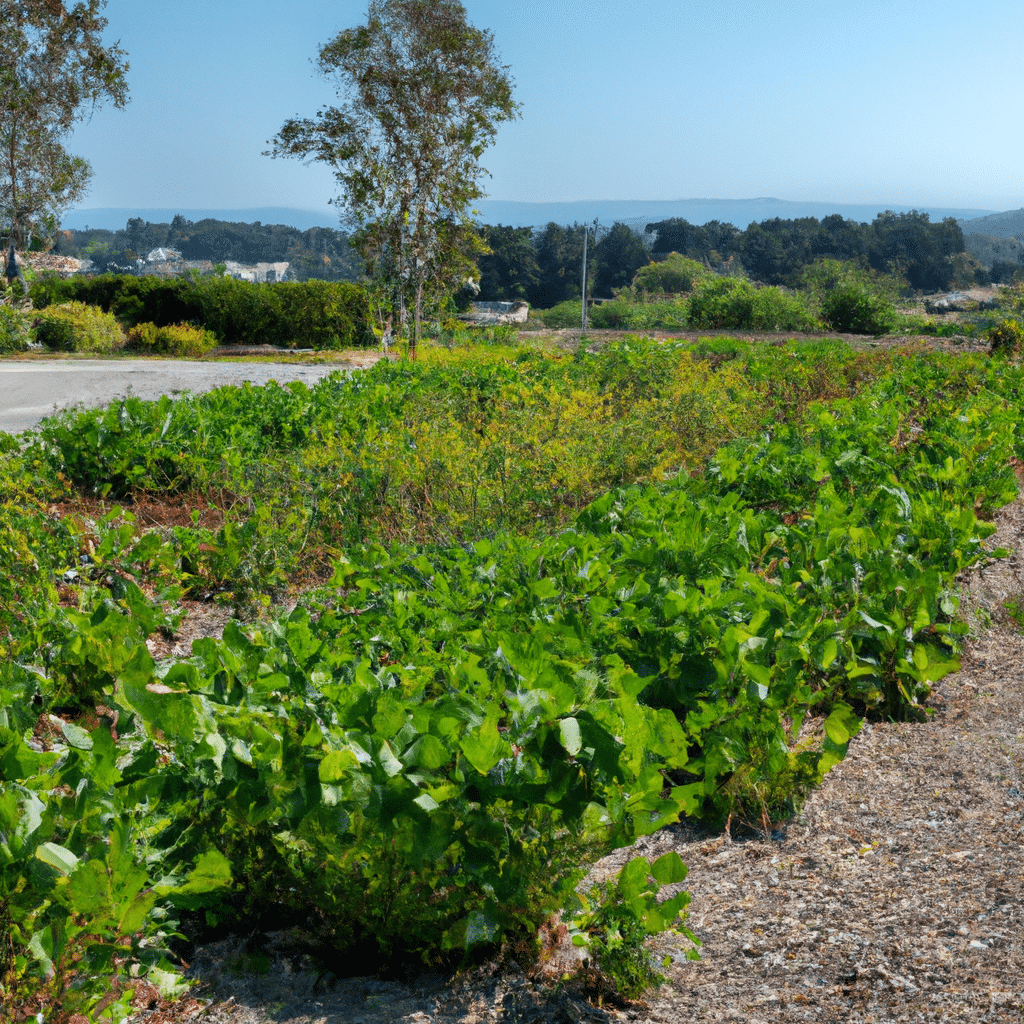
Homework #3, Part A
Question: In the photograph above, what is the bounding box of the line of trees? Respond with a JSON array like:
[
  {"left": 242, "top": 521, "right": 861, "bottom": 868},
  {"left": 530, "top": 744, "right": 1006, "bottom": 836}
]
[
  {"left": 476, "top": 210, "right": 977, "bottom": 307},
  {"left": 52, "top": 215, "right": 364, "bottom": 281}
]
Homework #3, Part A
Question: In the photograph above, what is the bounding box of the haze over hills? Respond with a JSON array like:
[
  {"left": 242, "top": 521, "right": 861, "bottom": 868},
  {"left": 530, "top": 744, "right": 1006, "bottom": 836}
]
[
  {"left": 956, "top": 208, "right": 1024, "bottom": 238},
  {"left": 61, "top": 207, "right": 339, "bottom": 233},
  {"left": 63, "top": 198, "right": 1006, "bottom": 235}
]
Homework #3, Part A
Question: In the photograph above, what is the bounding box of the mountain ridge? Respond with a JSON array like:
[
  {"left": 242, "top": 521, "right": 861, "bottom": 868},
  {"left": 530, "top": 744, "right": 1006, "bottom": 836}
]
[{"left": 63, "top": 198, "right": 1006, "bottom": 234}]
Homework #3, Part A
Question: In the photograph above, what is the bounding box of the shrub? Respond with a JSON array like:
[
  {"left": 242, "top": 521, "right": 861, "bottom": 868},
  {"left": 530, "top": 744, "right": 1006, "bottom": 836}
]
[
  {"left": 125, "top": 321, "right": 220, "bottom": 357},
  {"left": 687, "top": 278, "right": 816, "bottom": 331},
  {"left": 820, "top": 284, "right": 897, "bottom": 335},
  {"left": 632, "top": 252, "right": 708, "bottom": 295},
  {"left": 539, "top": 300, "right": 583, "bottom": 329},
  {"left": 34, "top": 301, "right": 124, "bottom": 353},
  {"left": 748, "top": 287, "right": 820, "bottom": 332},
  {"left": 0, "top": 304, "right": 34, "bottom": 352},
  {"left": 987, "top": 317, "right": 1024, "bottom": 358},
  {"left": 588, "top": 299, "right": 634, "bottom": 329},
  {"left": 276, "top": 279, "right": 372, "bottom": 349}
]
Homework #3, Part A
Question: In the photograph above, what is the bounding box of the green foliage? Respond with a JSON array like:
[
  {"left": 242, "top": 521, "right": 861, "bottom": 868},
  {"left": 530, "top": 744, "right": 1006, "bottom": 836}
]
[
  {"left": 7, "top": 336, "right": 1024, "bottom": 1012},
  {"left": 34, "top": 301, "right": 124, "bottom": 353},
  {"left": 632, "top": 252, "right": 708, "bottom": 295},
  {"left": 275, "top": 278, "right": 372, "bottom": 349},
  {"left": 569, "top": 853, "right": 697, "bottom": 1002},
  {"left": 30, "top": 274, "right": 372, "bottom": 349},
  {"left": 687, "top": 278, "right": 819, "bottom": 331},
  {"left": 268, "top": 0, "right": 520, "bottom": 352},
  {"left": 0, "top": 304, "right": 34, "bottom": 351},
  {"left": 538, "top": 300, "right": 584, "bottom": 329},
  {"left": 1, "top": 0, "right": 129, "bottom": 252},
  {"left": 986, "top": 317, "right": 1024, "bottom": 358},
  {"left": 820, "top": 283, "right": 897, "bottom": 335},
  {"left": 125, "top": 321, "right": 219, "bottom": 357}
]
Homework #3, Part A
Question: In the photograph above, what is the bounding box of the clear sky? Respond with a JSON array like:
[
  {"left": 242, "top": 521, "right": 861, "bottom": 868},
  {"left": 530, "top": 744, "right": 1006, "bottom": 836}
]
[{"left": 65, "top": 0, "right": 1024, "bottom": 221}]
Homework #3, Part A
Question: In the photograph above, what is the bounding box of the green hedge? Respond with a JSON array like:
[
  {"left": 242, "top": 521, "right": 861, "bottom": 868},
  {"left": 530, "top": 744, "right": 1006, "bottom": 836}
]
[{"left": 30, "top": 274, "right": 372, "bottom": 349}]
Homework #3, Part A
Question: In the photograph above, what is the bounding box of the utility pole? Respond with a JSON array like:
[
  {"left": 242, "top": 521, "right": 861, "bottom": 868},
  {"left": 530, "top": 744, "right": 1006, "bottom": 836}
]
[{"left": 581, "top": 218, "right": 598, "bottom": 330}]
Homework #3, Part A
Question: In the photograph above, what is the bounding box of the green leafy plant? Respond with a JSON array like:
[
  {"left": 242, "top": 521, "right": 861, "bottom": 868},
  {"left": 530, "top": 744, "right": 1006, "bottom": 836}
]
[
  {"left": 820, "top": 283, "right": 897, "bottom": 335},
  {"left": 34, "top": 301, "right": 124, "bottom": 353},
  {"left": 0, "top": 304, "right": 34, "bottom": 352},
  {"left": 125, "top": 321, "right": 219, "bottom": 358},
  {"left": 631, "top": 252, "right": 709, "bottom": 295},
  {"left": 986, "top": 317, "right": 1024, "bottom": 358},
  {"left": 568, "top": 853, "right": 698, "bottom": 1003}
]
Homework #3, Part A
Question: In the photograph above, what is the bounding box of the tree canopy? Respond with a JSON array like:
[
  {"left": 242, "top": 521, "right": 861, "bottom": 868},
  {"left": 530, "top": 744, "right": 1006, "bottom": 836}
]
[
  {"left": 1, "top": 0, "right": 129, "bottom": 285},
  {"left": 268, "top": 0, "right": 519, "bottom": 355}
]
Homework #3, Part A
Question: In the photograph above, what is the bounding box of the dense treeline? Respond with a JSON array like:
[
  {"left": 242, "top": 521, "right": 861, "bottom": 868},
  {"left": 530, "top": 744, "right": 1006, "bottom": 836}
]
[
  {"left": 52, "top": 215, "right": 363, "bottom": 281},
  {"left": 476, "top": 210, "right": 980, "bottom": 306},
  {"left": 39, "top": 209, "right": 991, "bottom": 309}
]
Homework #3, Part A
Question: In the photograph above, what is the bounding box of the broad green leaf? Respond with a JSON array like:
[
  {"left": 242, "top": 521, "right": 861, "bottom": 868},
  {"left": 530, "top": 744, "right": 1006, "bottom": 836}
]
[
  {"left": 650, "top": 851, "right": 689, "bottom": 885},
  {"left": 617, "top": 856, "right": 652, "bottom": 902},
  {"left": 60, "top": 719, "right": 93, "bottom": 750},
  {"left": 858, "top": 610, "right": 893, "bottom": 633},
  {"left": 413, "top": 792, "right": 439, "bottom": 812},
  {"left": 820, "top": 637, "right": 839, "bottom": 669},
  {"left": 36, "top": 842, "right": 79, "bottom": 876},
  {"left": 319, "top": 749, "right": 359, "bottom": 783},
  {"left": 823, "top": 702, "right": 862, "bottom": 747},
  {"left": 405, "top": 734, "right": 449, "bottom": 769},
  {"left": 460, "top": 721, "right": 506, "bottom": 775},
  {"left": 559, "top": 717, "right": 582, "bottom": 757}
]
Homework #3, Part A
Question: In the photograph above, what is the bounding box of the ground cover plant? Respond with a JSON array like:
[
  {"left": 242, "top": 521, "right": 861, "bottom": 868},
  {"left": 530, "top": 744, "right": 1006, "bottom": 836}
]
[{"left": 3, "top": 335, "right": 1024, "bottom": 1020}]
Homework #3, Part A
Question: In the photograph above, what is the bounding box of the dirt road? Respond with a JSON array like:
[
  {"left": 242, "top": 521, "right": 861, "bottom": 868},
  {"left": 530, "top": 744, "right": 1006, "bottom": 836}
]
[{"left": 0, "top": 358, "right": 355, "bottom": 435}]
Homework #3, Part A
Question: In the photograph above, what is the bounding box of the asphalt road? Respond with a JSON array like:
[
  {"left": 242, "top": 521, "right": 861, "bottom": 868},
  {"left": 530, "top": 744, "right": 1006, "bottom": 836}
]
[{"left": 0, "top": 359, "right": 348, "bottom": 435}]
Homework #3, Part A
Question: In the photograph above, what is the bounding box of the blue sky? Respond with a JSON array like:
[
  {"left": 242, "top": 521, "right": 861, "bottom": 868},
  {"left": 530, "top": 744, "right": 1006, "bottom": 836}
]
[{"left": 66, "top": 0, "right": 1024, "bottom": 221}]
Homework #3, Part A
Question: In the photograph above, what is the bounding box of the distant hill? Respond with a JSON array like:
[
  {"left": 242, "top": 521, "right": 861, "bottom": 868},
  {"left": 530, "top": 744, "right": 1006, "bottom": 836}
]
[
  {"left": 64, "top": 199, "right": 1004, "bottom": 235},
  {"left": 473, "top": 197, "right": 998, "bottom": 230},
  {"left": 62, "top": 207, "right": 337, "bottom": 232},
  {"left": 963, "top": 232, "right": 1023, "bottom": 269},
  {"left": 958, "top": 208, "right": 1024, "bottom": 239}
]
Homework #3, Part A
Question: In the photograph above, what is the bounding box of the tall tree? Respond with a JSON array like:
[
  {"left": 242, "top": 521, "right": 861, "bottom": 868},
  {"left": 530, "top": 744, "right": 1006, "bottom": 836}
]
[
  {"left": 531, "top": 222, "right": 589, "bottom": 307},
  {"left": 268, "top": 0, "right": 519, "bottom": 357},
  {"left": 476, "top": 223, "right": 539, "bottom": 301},
  {"left": 1, "top": 1, "right": 129, "bottom": 287},
  {"left": 592, "top": 222, "right": 649, "bottom": 295}
]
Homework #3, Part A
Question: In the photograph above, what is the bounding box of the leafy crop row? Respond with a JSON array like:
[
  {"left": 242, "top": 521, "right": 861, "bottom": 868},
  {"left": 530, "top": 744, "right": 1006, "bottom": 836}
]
[{"left": 3, "top": 337, "right": 1023, "bottom": 1017}]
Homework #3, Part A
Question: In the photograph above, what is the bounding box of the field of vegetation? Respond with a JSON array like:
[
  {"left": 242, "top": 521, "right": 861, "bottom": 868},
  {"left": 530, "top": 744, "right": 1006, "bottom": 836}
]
[{"left": 4, "top": 323, "right": 1024, "bottom": 1019}]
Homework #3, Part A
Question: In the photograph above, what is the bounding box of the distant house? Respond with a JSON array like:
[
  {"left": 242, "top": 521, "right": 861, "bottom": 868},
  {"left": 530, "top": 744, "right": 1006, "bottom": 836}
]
[
  {"left": 223, "top": 261, "right": 290, "bottom": 283},
  {"left": 146, "top": 247, "right": 182, "bottom": 263}
]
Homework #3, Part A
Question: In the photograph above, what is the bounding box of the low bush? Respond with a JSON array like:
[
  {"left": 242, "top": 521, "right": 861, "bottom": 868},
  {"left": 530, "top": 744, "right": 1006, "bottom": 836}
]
[
  {"left": 687, "top": 278, "right": 818, "bottom": 331},
  {"left": 632, "top": 252, "right": 709, "bottom": 295},
  {"left": 820, "top": 283, "right": 897, "bottom": 335},
  {"left": 125, "top": 321, "right": 220, "bottom": 357},
  {"left": 539, "top": 300, "right": 583, "bottom": 328},
  {"left": 0, "top": 304, "right": 34, "bottom": 352},
  {"left": 276, "top": 278, "right": 371, "bottom": 349},
  {"left": 34, "top": 301, "right": 124, "bottom": 353},
  {"left": 987, "top": 317, "right": 1024, "bottom": 358}
]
